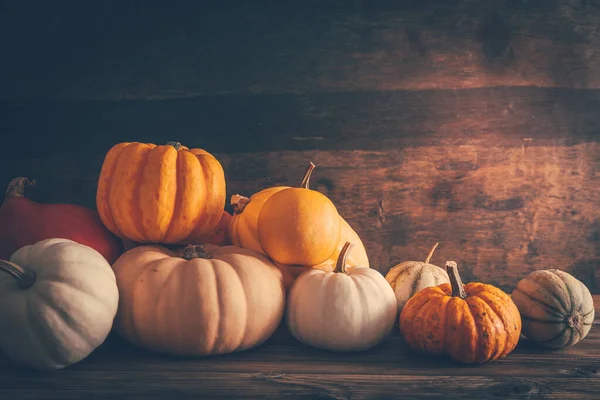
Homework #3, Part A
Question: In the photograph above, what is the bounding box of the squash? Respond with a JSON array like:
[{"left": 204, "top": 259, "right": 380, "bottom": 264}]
[
  {"left": 96, "top": 141, "right": 226, "bottom": 245},
  {"left": 229, "top": 162, "right": 369, "bottom": 276},
  {"left": 0, "top": 238, "right": 119, "bottom": 370},
  {"left": 0, "top": 177, "right": 123, "bottom": 264},
  {"left": 286, "top": 242, "right": 397, "bottom": 351},
  {"left": 192, "top": 210, "right": 233, "bottom": 246},
  {"left": 511, "top": 269, "right": 594, "bottom": 348},
  {"left": 112, "top": 243, "right": 285, "bottom": 356},
  {"left": 385, "top": 243, "right": 449, "bottom": 315},
  {"left": 400, "top": 261, "right": 521, "bottom": 364}
]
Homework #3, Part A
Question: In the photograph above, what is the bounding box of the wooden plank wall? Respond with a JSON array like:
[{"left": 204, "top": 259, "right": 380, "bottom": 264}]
[{"left": 0, "top": 1, "right": 599, "bottom": 293}]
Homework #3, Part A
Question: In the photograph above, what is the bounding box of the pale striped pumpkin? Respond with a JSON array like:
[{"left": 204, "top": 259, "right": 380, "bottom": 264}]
[
  {"left": 385, "top": 243, "right": 449, "bottom": 315},
  {"left": 511, "top": 269, "right": 594, "bottom": 348}
]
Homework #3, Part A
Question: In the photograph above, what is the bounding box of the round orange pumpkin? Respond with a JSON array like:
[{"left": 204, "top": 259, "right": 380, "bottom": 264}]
[
  {"left": 112, "top": 243, "right": 285, "bottom": 356},
  {"left": 400, "top": 261, "right": 522, "bottom": 364},
  {"left": 229, "top": 162, "right": 369, "bottom": 280},
  {"left": 96, "top": 141, "right": 226, "bottom": 245}
]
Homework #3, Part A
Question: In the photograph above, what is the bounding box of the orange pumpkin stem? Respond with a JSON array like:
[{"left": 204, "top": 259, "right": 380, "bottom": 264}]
[
  {"left": 0, "top": 260, "right": 37, "bottom": 289},
  {"left": 181, "top": 245, "right": 212, "bottom": 260},
  {"left": 299, "top": 162, "right": 316, "bottom": 189},
  {"left": 424, "top": 242, "right": 439, "bottom": 264},
  {"left": 446, "top": 261, "right": 467, "bottom": 299},
  {"left": 231, "top": 194, "right": 251, "bottom": 214},
  {"left": 5, "top": 177, "right": 35, "bottom": 199},
  {"left": 166, "top": 141, "right": 182, "bottom": 150},
  {"left": 334, "top": 242, "right": 355, "bottom": 274}
]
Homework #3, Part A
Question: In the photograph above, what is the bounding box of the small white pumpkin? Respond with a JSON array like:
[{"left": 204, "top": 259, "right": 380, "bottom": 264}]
[
  {"left": 0, "top": 238, "right": 119, "bottom": 370},
  {"left": 286, "top": 242, "right": 397, "bottom": 352},
  {"left": 511, "top": 269, "right": 594, "bottom": 348},
  {"left": 385, "top": 243, "right": 450, "bottom": 315}
]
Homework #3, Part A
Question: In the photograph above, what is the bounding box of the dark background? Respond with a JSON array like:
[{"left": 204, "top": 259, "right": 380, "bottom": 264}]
[{"left": 1, "top": 0, "right": 598, "bottom": 293}]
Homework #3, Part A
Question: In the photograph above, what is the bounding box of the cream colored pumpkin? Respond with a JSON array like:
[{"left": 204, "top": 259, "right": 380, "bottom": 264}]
[
  {"left": 286, "top": 242, "right": 397, "bottom": 351},
  {"left": 0, "top": 238, "right": 119, "bottom": 370},
  {"left": 385, "top": 243, "right": 449, "bottom": 314},
  {"left": 511, "top": 269, "right": 594, "bottom": 348},
  {"left": 112, "top": 244, "right": 285, "bottom": 356}
]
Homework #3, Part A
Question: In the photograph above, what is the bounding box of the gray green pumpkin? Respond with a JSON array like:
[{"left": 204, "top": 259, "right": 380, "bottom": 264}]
[{"left": 511, "top": 269, "right": 594, "bottom": 348}]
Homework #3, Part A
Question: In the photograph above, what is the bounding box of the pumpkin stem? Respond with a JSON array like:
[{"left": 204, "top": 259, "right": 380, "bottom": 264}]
[
  {"left": 0, "top": 260, "right": 37, "bottom": 289},
  {"left": 181, "top": 244, "right": 212, "bottom": 260},
  {"left": 424, "top": 242, "right": 439, "bottom": 264},
  {"left": 231, "top": 194, "right": 251, "bottom": 214},
  {"left": 5, "top": 177, "right": 35, "bottom": 199},
  {"left": 446, "top": 261, "right": 467, "bottom": 299},
  {"left": 334, "top": 242, "right": 355, "bottom": 274},
  {"left": 567, "top": 312, "right": 583, "bottom": 335},
  {"left": 299, "top": 162, "right": 316, "bottom": 189},
  {"left": 166, "top": 141, "right": 182, "bottom": 150}
]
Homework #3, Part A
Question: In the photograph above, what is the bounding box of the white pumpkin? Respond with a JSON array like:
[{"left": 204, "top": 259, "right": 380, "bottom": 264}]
[
  {"left": 286, "top": 242, "right": 397, "bottom": 352},
  {"left": 385, "top": 243, "right": 449, "bottom": 315},
  {"left": 0, "top": 238, "right": 119, "bottom": 370}
]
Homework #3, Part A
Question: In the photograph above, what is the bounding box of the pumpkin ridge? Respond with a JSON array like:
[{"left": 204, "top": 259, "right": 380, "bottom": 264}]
[
  {"left": 112, "top": 143, "right": 152, "bottom": 242},
  {"left": 153, "top": 260, "right": 182, "bottom": 349},
  {"left": 128, "top": 256, "right": 165, "bottom": 345},
  {"left": 551, "top": 269, "right": 577, "bottom": 314},
  {"left": 413, "top": 295, "right": 439, "bottom": 350},
  {"left": 471, "top": 292, "right": 507, "bottom": 357},
  {"left": 409, "top": 265, "right": 425, "bottom": 300},
  {"left": 210, "top": 258, "right": 222, "bottom": 354},
  {"left": 465, "top": 297, "right": 497, "bottom": 363},
  {"left": 127, "top": 144, "right": 154, "bottom": 241},
  {"left": 27, "top": 293, "right": 72, "bottom": 368},
  {"left": 512, "top": 287, "right": 564, "bottom": 318},
  {"left": 233, "top": 262, "right": 250, "bottom": 351},
  {"left": 535, "top": 325, "right": 569, "bottom": 346},
  {"left": 161, "top": 151, "right": 184, "bottom": 243},
  {"left": 96, "top": 142, "right": 130, "bottom": 236}
]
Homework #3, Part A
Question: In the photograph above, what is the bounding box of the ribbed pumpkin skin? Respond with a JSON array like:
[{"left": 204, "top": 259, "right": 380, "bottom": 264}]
[
  {"left": 386, "top": 261, "right": 449, "bottom": 314},
  {"left": 511, "top": 269, "right": 594, "bottom": 348},
  {"left": 0, "top": 239, "right": 118, "bottom": 370},
  {"left": 112, "top": 244, "right": 285, "bottom": 356},
  {"left": 400, "top": 265, "right": 522, "bottom": 364},
  {"left": 96, "top": 142, "right": 226, "bottom": 244},
  {"left": 286, "top": 243, "right": 397, "bottom": 352}
]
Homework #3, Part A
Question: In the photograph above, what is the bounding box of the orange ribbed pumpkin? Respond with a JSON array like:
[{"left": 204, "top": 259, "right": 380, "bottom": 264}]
[{"left": 96, "top": 141, "right": 226, "bottom": 244}]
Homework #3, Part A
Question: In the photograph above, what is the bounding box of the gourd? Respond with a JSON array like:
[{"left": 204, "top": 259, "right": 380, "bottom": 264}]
[
  {"left": 192, "top": 210, "right": 233, "bottom": 246},
  {"left": 96, "top": 141, "right": 226, "bottom": 245},
  {"left": 112, "top": 243, "right": 285, "bottom": 356},
  {"left": 400, "top": 261, "right": 521, "bottom": 364},
  {"left": 286, "top": 242, "right": 397, "bottom": 352},
  {"left": 385, "top": 242, "right": 449, "bottom": 314},
  {"left": 0, "top": 177, "right": 123, "bottom": 264},
  {"left": 0, "top": 238, "right": 119, "bottom": 370},
  {"left": 511, "top": 269, "right": 594, "bottom": 348},
  {"left": 229, "top": 162, "right": 369, "bottom": 277}
]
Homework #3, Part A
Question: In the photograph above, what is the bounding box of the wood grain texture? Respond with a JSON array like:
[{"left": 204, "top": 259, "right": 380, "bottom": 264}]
[
  {"left": 2, "top": 0, "right": 600, "bottom": 101},
  {"left": 2, "top": 118, "right": 598, "bottom": 293},
  {"left": 0, "top": 296, "right": 599, "bottom": 399}
]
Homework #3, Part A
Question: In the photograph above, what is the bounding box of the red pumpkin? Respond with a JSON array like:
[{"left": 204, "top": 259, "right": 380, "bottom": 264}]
[{"left": 0, "top": 177, "right": 123, "bottom": 264}]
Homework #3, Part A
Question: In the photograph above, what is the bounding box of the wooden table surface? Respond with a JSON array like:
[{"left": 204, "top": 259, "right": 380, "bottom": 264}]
[{"left": 0, "top": 295, "right": 598, "bottom": 400}]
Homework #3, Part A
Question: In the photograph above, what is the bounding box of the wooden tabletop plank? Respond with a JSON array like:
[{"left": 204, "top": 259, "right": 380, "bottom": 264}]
[{"left": 0, "top": 296, "right": 598, "bottom": 399}]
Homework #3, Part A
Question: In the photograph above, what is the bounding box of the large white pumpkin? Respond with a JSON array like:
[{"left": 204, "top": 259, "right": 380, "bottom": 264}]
[
  {"left": 286, "top": 242, "right": 397, "bottom": 352},
  {"left": 385, "top": 243, "right": 449, "bottom": 315},
  {"left": 0, "top": 238, "right": 119, "bottom": 370}
]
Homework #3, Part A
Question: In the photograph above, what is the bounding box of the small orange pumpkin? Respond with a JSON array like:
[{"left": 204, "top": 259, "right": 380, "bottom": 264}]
[
  {"left": 400, "top": 261, "right": 522, "bottom": 364},
  {"left": 96, "top": 141, "right": 226, "bottom": 245},
  {"left": 229, "top": 162, "right": 369, "bottom": 281}
]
